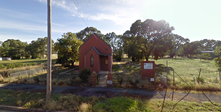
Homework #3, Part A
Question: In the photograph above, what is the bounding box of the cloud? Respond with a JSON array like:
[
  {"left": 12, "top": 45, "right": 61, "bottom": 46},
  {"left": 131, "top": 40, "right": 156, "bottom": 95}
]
[
  {"left": 38, "top": 0, "right": 142, "bottom": 25},
  {"left": 0, "top": 34, "right": 42, "bottom": 43}
]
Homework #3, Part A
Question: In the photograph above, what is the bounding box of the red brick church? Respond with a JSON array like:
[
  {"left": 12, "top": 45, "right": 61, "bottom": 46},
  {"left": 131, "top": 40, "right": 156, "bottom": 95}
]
[{"left": 79, "top": 33, "right": 112, "bottom": 73}]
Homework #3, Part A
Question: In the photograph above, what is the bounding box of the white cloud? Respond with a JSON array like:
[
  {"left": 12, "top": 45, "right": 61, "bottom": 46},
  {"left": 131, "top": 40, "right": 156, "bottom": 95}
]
[
  {"left": 38, "top": 0, "right": 142, "bottom": 25},
  {"left": 0, "top": 34, "right": 42, "bottom": 43}
]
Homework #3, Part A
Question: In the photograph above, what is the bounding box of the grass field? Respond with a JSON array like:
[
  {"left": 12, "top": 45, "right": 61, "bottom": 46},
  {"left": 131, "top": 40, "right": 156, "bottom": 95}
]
[
  {"left": 0, "top": 59, "right": 57, "bottom": 64},
  {"left": 113, "top": 58, "right": 221, "bottom": 91}
]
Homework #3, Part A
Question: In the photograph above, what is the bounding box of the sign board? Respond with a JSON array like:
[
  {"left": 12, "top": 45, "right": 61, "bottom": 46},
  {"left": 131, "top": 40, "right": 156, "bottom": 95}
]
[
  {"left": 144, "top": 63, "right": 153, "bottom": 69},
  {"left": 107, "top": 80, "right": 112, "bottom": 84},
  {"left": 150, "top": 78, "right": 154, "bottom": 82},
  {"left": 0, "top": 57, "right": 2, "bottom": 61},
  {"left": 141, "top": 61, "right": 155, "bottom": 80}
]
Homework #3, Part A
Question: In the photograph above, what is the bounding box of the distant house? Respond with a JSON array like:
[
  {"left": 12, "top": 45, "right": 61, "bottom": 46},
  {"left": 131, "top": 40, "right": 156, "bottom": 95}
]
[
  {"left": 2, "top": 57, "right": 11, "bottom": 60},
  {"left": 79, "top": 33, "right": 113, "bottom": 73}
]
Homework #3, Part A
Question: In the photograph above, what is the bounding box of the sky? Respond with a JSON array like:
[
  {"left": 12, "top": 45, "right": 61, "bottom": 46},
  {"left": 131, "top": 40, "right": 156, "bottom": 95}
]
[{"left": 0, "top": 0, "right": 221, "bottom": 43}]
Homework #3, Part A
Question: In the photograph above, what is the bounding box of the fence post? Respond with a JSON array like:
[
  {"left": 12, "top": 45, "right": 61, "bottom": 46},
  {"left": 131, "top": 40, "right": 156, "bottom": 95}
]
[
  {"left": 107, "top": 72, "right": 113, "bottom": 87},
  {"left": 91, "top": 71, "right": 97, "bottom": 87},
  {"left": 172, "top": 69, "right": 174, "bottom": 101},
  {"left": 219, "top": 70, "right": 221, "bottom": 83},
  {"left": 197, "top": 68, "right": 201, "bottom": 83}
]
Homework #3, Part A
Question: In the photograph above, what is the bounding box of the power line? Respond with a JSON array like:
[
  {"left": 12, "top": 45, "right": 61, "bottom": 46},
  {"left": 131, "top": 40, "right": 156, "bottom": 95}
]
[{"left": 73, "top": 1, "right": 88, "bottom": 27}]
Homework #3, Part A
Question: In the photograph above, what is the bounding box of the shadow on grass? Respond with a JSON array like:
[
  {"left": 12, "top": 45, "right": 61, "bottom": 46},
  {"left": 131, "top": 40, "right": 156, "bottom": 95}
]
[{"left": 155, "top": 64, "right": 174, "bottom": 75}]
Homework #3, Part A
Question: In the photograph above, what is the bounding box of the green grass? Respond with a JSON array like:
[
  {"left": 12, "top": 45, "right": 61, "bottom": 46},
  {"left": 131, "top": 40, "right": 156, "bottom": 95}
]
[
  {"left": 0, "top": 59, "right": 56, "bottom": 64},
  {"left": 112, "top": 63, "right": 122, "bottom": 72},
  {"left": 113, "top": 58, "right": 221, "bottom": 91},
  {"left": 0, "top": 89, "right": 220, "bottom": 111},
  {"left": 150, "top": 58, "right": 219, "bottom": 79}
]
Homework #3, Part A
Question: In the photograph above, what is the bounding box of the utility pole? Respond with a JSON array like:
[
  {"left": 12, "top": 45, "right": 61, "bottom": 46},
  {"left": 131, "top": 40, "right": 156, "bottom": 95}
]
[{"left": 46, "top": 0, "right": 52, "bottom": 103}]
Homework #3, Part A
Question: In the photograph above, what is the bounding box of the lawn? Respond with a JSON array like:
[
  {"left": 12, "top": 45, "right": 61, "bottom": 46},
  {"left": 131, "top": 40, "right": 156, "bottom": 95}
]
[
  {"left": 0, "top": 59, "right": 57, "bottom": 64},
  {"left": 113, "top": 58, "right": 221, "bottom": 91},
  {"left": 112, "top": 62, "right": 122, "bottom": 72},
  {"left": 0, "top": 89, "right": 220, "bottom": 111}
]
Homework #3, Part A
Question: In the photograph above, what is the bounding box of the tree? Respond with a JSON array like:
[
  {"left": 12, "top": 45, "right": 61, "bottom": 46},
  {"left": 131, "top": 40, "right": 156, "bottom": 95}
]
[
  {"left": 214, "top": 46, "right": 221, "bottom": 71},
  {"left": 179, "top": 41, "right": 201, "bottom": 58},
  {"left": 200, "top": 39, "right": 217, "bottom": 51},
  {"left": 1, "top": 39, "right": 27, "bottom": 59},
  {"left": 199, "top": 53, "right": 211, "bottom": 61},
  {"left": 105, "top": 32, "right": 117, "bottom": 48},
  {"left": 105, "top": 32, "right": 124, "bottom": 61},
  {"left": 54, "top": 32, "right": 83, "bottom": 66},
  {"left": 76, "top": 27, "right": 105, "bottom": 42},
  {"left": 167, "top": 34, "right": 189, "bottom": 58},
  {"left": 26, "top": 37, "right": 54, "bottom": 59},
  {"left": 122, "top": 33, "right": 143, "bottom": 61},
  {"left": 127, "top": 19, "right": 174, "bottom": 61}
]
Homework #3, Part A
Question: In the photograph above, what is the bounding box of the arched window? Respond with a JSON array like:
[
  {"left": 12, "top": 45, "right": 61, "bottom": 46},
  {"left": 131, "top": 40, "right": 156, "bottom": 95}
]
[{"left": 90, "top": 55, "right": 94, "bottom": 66}]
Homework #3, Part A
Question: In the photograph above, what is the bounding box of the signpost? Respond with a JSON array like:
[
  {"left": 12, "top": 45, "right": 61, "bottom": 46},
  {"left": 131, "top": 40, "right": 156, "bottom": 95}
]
[{"left": 141, "top": 61, "right": 155, "bottom": 81}]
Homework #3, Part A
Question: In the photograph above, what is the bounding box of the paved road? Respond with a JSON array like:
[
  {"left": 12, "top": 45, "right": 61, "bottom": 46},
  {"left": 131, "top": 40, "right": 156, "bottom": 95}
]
[{"left": 1, "top": 83, "right": 221, "bottom": 104}]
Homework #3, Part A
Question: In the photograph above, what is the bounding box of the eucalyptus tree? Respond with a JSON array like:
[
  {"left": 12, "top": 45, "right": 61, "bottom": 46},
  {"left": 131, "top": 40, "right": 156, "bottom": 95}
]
[{"left": 126, "top": 19, "right": 174, "bottom": 61}]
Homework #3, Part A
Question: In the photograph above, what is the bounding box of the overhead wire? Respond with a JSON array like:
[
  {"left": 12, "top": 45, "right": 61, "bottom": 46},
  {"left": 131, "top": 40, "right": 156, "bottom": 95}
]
[{"left": 73, "top": 0, "right": 88, "bottom": 27}]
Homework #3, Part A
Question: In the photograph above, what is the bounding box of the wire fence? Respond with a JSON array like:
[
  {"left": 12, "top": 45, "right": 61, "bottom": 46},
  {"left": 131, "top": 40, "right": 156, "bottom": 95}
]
[
  {"left": 159, "top": 60, "right": 221, "bottom": 112},
  {"left": 9, "top": 67, "right": 47, "bottom": 82}
]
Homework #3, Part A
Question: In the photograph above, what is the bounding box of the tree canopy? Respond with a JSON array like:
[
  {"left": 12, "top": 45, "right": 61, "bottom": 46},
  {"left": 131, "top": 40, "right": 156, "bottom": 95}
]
[
  {"left": 55, "top": 32, "right": 83, "bottom": 66},
  {"left": 124, "top": 19, "right": 174, "bottom": 61}
]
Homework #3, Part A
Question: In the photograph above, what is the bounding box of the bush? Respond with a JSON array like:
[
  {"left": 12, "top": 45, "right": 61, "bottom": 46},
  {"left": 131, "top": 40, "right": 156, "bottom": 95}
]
[
  {"left": 34, "top": 77, "right": 40, "bottom": 83},
  {"left": 7, "top": 63, "right": 15, "bottom": 69},
  {"left": 79, "top": 67, "right": 92, "bottom": 83},
  {"left": 116, "top": 56, "right": 122, "bottom": 62},
  {"left": 93, "top": 97, "right": 139, "bottom": 112},
  {"left": 32, "top": 62, "right": 37, "bottom": 66},
  {"left": 22, "top": 63, "right": 27, "bottom": 67},
  {"left": 197, "top": 77, "right": 205, "bottom": 84},
  {"left": 12, "top": 55, "right": 20, "bottom": 59},
  {"left": 129, "top": 78, "right": 139, "bottom": 87},
  {"left": 1, "top": 71, "right": 10, "bottom": 78},
  {"left": 117, "top": 76, "right": 123, "bottom": 86},
  {"left": 0, "top": 64, "right": 5, "bottom": 69},
  {"left": 15, "top": 62, "right": 22, "bottom": 68}
]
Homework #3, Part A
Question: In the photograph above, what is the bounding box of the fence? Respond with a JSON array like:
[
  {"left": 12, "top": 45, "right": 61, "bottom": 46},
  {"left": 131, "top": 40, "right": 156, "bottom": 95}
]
[{"left": 9, "top": 67, "right": 47, "bottom": 82}]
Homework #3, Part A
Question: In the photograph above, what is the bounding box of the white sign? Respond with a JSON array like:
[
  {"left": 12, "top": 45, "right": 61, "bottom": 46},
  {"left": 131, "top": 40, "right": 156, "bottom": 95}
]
[
  {"left": 107, "top": 80, "right": 112, "bottom": 84},
  {"left": 144, "top": 63, "right": 153, "bottom": 69},
  {"left": 0, "top": 57, "right": 2, "bottom": 61},
  {"left": 150, "top": 78, "right": 154, "bottom": 82}
]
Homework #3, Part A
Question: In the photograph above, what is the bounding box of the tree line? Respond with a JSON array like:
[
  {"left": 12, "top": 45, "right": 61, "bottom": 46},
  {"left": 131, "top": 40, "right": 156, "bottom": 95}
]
[
  {"left": 0, "top": 37, "right": 54, "bottom": 59},
  {"left": 1, "top": 18, "right": 221, "bottom": 67}
]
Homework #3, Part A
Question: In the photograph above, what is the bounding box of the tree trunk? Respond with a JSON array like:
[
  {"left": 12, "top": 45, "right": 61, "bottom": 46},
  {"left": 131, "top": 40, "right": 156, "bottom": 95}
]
[{"left": 146, "top": 57, "right": 149, "bottom": 61}]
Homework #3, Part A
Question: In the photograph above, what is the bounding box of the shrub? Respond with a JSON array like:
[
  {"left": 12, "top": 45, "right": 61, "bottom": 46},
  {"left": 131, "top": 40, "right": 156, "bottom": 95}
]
[
  {"left": 0, "top": 64, "right": 5, "bottom": 69},
  {"left": 7, "top": 63, "right": 15, "bottom": 69},
  {"left": 15, "top": 62, "right": 22, "bottom": 68},
  {"left": 129, "top": 78, "right": 139, "bottom": 87},
  {"left": 22, "top": 63, "right": 27, "bottom": 67},
  {"left": 32, "top": 62, "right": 37, "bottom": 66},
  {"left": 79, "top": 67, "right": 92, "bottom": 83},
  {"left": 34, "top": 77, "right": 40, "bottom": 83},
  {"left": 70, "top": 75, "right": 76, "bottom": 84},
  {"left": 116, "top": 56, "right": 122, "bottom": 62},
  {"left": 197, "top": 77, "right": 205, "bottom": 84},
  {"left": 1, "top": 71, "right": 10, "bottom": 78},
  {"left": 117, "top": 76, "right": 123, "bottom": 86}
]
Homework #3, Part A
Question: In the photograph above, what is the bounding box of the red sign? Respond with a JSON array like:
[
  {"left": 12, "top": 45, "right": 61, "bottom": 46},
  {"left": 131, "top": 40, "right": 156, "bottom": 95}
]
[{"left": 141, "top": 61, "right": 155, "bottom": 81}]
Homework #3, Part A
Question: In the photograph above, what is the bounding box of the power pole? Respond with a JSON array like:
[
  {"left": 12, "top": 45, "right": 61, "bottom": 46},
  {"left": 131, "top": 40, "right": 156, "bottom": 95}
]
[{"left": 46, "top": 0, "right": 52, "bottom": 103}]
